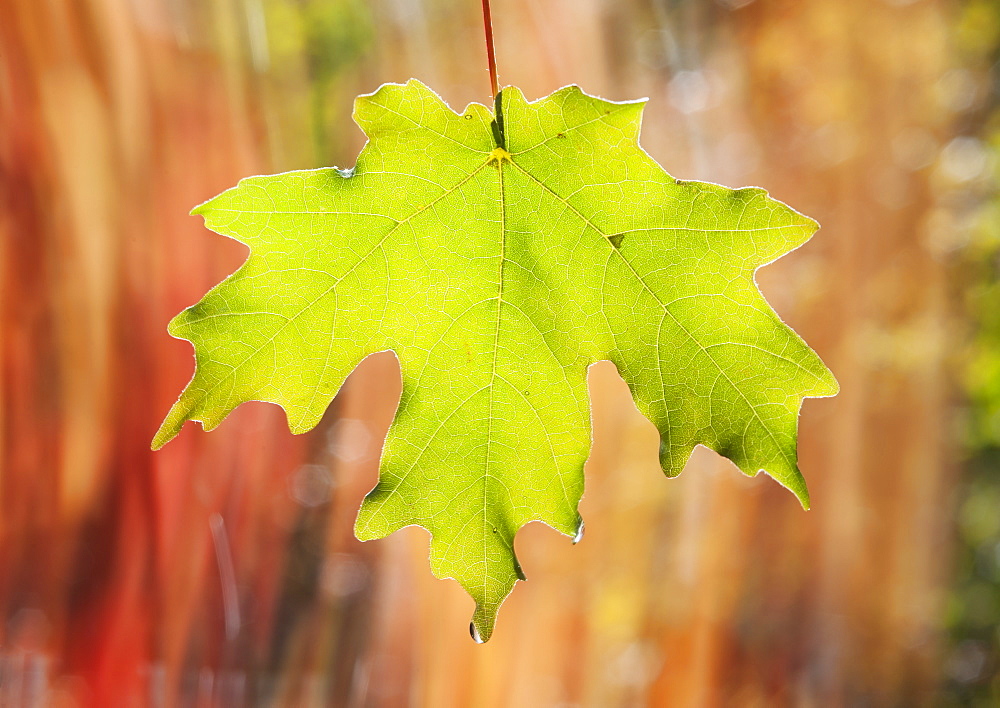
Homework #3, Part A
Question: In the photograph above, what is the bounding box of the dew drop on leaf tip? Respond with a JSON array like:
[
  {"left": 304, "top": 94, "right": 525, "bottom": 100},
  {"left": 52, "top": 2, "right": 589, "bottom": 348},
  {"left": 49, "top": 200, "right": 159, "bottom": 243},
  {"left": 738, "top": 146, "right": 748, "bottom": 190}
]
[
  {"left": 470, "top": 621, "right": 485, "bottom": 644},
  {"left": 572, "top": 520, "right": 585, "bottom": 545}
]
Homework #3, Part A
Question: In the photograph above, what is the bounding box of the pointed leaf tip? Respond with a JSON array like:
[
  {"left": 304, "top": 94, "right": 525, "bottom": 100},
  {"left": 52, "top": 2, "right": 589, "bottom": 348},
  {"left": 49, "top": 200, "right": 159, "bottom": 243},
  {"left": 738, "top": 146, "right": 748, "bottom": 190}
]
[{"left": 471, "top": 604, "right": 496, "bottom": 644}]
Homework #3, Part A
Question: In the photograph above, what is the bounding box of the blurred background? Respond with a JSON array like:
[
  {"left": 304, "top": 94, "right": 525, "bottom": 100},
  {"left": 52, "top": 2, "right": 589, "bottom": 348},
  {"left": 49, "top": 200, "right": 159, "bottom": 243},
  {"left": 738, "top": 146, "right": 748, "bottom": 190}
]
[{"left": 1, "top": 0, "right": 998, "bottom": 705}]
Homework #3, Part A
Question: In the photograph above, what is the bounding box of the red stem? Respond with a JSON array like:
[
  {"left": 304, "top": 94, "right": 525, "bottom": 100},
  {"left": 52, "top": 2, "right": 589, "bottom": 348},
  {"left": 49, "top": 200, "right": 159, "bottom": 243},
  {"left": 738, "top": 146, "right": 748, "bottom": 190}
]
[{"left": 481, "top": 0, "right": 499, "bottom": 98}]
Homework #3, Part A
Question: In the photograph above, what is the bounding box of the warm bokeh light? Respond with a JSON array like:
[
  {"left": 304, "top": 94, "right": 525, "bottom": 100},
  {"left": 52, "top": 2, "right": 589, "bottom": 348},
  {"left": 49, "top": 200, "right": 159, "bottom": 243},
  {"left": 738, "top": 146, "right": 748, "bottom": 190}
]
[{"left": 1, "top": 0, "right": 997, "bottom": 704}]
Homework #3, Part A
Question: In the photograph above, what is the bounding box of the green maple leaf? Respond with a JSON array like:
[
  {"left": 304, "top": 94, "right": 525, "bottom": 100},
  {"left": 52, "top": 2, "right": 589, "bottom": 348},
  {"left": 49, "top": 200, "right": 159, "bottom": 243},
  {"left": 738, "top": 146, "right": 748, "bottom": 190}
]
[{"left": 153, "top": 79, "right": 837, "bottom": 641}]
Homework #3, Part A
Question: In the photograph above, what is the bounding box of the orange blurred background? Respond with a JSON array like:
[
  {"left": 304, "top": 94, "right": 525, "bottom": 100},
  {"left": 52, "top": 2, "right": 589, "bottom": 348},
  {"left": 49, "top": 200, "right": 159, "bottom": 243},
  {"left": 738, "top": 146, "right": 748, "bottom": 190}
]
[{"left": 2, "top": 0, "right": 998, "bottom": 705}]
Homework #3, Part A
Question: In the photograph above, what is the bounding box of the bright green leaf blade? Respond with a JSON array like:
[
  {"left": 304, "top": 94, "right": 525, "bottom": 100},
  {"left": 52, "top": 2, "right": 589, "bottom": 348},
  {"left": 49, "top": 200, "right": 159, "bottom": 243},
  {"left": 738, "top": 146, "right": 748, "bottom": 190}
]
[{"left": 154, "top": 79, "right": 837, "bottom": 641}]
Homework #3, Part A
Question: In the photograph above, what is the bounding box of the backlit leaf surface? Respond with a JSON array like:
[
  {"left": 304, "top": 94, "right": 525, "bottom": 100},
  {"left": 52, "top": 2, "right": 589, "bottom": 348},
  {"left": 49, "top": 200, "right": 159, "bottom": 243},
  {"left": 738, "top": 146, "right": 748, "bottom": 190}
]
[{"left": 154, "top": 80, "right": 838, "bottom": 640}]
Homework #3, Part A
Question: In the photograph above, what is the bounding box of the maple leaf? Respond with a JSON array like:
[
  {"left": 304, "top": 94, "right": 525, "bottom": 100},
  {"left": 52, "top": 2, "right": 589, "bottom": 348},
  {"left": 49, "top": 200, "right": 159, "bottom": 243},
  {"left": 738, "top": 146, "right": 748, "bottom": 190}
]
[{"left": 153, "top": 79, "right": 838, "bottom": 641}]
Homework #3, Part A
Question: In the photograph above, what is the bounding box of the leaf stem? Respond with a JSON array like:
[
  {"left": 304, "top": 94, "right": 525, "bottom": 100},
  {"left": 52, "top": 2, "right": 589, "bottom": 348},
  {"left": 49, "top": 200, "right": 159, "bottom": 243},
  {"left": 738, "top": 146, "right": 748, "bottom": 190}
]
[
  {"left": 481, "top": 0, "right": 505, "bottom": 149},
  {"left": 481, "top": 0, "right": 500, "bottom": 98}
]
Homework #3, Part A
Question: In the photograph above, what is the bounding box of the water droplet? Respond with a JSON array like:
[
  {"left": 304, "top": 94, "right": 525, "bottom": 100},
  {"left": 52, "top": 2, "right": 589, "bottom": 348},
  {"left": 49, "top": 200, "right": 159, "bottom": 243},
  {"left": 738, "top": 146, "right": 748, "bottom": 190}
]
[
  {"left": 572, "top": 520, "right": 585, "bottom": 545},
  {"left": 470, "top": 622, "right": 484, "bottom": 644}
]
